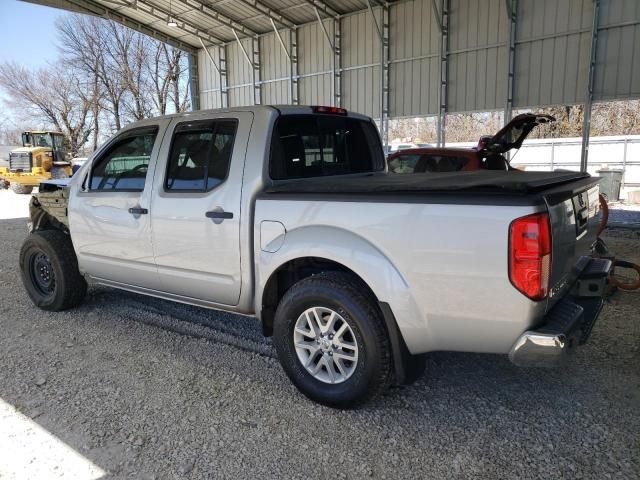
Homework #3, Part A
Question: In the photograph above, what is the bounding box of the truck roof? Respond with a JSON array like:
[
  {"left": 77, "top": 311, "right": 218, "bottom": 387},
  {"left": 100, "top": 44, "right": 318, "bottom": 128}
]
[{"left": 122, "top": 105, "right": 373, "bottom": 129}]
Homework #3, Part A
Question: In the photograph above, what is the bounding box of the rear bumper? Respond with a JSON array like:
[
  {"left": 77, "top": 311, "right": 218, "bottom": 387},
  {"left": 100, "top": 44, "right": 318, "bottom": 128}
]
[{"left": 509, "top": 258, "right": 611, "bottom": 367}]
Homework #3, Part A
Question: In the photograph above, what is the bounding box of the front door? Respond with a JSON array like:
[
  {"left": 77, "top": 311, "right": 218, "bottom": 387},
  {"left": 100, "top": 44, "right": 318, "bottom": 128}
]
[
  {"left": 149, "top": 111, "right": 252, "bottom": 306},
  {"left": 69, "top": 124, "right": 164, "bottom": 290}
]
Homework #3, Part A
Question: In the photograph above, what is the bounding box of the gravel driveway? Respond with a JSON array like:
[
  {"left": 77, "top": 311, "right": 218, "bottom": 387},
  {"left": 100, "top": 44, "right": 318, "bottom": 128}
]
[{"left": 0, "top": 215, "right": 638, "bottom": 479}]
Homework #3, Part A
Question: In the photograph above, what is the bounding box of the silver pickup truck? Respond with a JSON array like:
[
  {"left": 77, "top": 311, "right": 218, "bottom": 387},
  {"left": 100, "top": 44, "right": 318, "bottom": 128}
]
[{"left": 20, "top": 106, "right": 610, "bottom": 407}]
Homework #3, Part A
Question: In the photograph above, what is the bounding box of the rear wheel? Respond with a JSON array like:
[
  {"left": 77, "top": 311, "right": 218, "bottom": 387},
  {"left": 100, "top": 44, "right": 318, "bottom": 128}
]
[
  {"left": 19, "top": 230, "right": 87, "bottom": 311},
  {"left": 10, "top": 183, "right": 33, "bottom": 195},
  {"left": 273, "top": 272, "right": 393, "bottom": 408}
]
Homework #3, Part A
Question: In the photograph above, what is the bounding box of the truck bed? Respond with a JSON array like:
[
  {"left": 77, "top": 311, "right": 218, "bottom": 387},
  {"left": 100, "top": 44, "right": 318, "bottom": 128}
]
[{"left": 257, "top": 169, "right": 601, "bottom": 354}]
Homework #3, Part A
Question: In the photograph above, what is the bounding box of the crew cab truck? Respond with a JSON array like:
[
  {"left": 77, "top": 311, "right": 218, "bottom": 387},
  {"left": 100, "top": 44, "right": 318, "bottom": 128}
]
[{"left": 20, "top": 106, "right": 610, "bottom": 408}]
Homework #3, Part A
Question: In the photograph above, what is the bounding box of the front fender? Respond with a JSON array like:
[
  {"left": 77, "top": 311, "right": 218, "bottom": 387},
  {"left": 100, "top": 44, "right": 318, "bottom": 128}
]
[{"left": 255, "top": 225, "right": 432, "bottom": 353}]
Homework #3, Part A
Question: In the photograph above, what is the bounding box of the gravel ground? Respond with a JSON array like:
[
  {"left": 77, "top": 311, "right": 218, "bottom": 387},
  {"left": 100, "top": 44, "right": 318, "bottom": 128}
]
[{"left": 0, "top": 215, "right": 638, "bottom": 479}]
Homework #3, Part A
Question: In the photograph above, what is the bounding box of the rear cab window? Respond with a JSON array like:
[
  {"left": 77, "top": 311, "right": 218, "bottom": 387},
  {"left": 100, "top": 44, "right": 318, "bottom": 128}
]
[{"left": 269, "top": 114, "right": 384, "bottom": 180}]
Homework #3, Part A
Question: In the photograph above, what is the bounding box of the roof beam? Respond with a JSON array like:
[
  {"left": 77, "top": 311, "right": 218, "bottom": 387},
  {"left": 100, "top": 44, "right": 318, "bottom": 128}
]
[
  {"left": 236, "top": 0, "right": 297, "bottom": 29},
  {"left": 129, "top": 0, "right": 225, "bottom": 44},
  {"left": 182, "top": 0, "right": 258, "bottom": 37},
  {"left": 314, "top": 7, "right": 335, "bottom": 51},
  {"left": 270, "top": 18, "right": 291, "bottom": 60},
  {"left": 57, "top": 0, "right": 198, "bottom": 52},
  {"left": 303, "top": 0, "right": 339, "bottom": 19}
]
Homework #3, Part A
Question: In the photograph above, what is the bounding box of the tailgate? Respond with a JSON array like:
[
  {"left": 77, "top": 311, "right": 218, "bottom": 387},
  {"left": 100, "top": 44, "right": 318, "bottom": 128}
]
[{"left": 545, "top": 177, "right": 601, "bottom": 307}]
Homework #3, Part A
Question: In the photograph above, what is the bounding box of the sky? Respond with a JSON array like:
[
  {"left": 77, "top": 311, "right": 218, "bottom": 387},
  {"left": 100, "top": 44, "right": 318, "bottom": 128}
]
[
  {"left": 0, "top": 1, "right": 63, "bottom": 129},
  {"left": 0, "top": 1, "right": 63, "bottom": 69}
]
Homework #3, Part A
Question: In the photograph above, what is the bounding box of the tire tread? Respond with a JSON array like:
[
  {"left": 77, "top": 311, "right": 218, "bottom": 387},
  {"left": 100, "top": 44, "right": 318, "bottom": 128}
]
[
  {"left": 274, "top": 271, "right": 393, "bottom": 407},
  {"left": 19, "top": 230, "right": 87, "bottom": 311}
]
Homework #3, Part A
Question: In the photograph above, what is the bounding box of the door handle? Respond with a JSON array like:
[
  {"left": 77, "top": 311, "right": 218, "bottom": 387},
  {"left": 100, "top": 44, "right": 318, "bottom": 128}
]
[
  {"left": 128, "top": 207, "right": 148, "bottom": 215},
  {"left": 205, "top": 210, "right": 233, "bottom": 219}
]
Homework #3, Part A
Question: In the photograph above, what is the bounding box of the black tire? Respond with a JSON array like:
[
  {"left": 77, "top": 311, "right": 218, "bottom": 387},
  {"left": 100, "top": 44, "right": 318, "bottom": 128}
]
[
  {"left": 10, "top": 183, "right": 33, "bottom": 195},
  {"left": 19, "top": 230, "right": 87, "bottom": 311},
  {"left": 50, "top": 166, "right": 69, "bottom": 179},
  {"left": 273, "top": 272, "right": 393, "bottom": 408}
]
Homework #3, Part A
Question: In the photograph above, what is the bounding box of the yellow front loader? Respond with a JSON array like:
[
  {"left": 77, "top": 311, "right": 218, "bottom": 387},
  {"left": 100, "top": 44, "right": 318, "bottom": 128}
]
[{"left": 0, "top": 131, "right": 72, "bottom": 194}]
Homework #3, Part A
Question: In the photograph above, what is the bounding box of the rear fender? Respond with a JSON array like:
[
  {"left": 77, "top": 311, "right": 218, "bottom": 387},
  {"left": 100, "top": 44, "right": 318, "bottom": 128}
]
[{"left": 256, "top": 225, "right": 429, "bottom": 353}]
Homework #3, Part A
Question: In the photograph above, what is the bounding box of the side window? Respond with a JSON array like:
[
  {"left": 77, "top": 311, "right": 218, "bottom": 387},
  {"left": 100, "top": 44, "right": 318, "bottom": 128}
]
[
  {"left": 89, "top": 128, "right": 158, "bottom": 191},
  {"left": 165, "top": 120, "right": 237, "bottom": 192}
]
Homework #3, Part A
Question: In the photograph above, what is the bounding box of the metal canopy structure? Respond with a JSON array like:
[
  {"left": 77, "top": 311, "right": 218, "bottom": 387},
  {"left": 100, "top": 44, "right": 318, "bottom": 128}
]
[{"left": 21, "top": 0, "right": 640, "bottom": 166}]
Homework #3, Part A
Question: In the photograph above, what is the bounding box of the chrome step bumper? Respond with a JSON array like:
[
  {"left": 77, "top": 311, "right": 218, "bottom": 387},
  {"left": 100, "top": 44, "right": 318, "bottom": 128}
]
[{"left": 509, "top": 258, "right": 610, "bottom": 367}]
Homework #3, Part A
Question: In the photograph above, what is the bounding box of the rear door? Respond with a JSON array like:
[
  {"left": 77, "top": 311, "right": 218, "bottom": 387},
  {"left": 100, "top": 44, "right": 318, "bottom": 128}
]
[
  {"left": 149, "top": 111, "right": 252, "bottom": 306},
  {"left": 69, "top": 124, "right": 164, "bottom": 290}
]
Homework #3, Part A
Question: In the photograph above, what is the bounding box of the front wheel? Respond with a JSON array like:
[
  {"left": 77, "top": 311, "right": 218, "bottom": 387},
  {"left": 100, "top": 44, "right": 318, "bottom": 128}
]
[
  {"left": 19, "top": 230, "right": 87, "bottom": 311},
  {"left": 273, "top": 272, "right": 393, "bottom": 408}
]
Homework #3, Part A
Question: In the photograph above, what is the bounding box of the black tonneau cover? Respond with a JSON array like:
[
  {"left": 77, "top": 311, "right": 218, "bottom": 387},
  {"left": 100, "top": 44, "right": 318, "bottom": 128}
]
[{"left": 265, "top": 170, "right": 592, "bottom": 195}]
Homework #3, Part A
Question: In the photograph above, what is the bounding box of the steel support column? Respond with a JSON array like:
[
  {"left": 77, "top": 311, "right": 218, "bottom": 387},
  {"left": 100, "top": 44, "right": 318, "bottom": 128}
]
[
  {"left": 289, "top": 28, "right": 300, "bottom": 104},
  {"left": 270, "top": 19, "right": 298, "bottom": 105},
  {"left": 252, "top": 36, "right": 262, "bottom": 105},
  {"left": 581, "top": 0, "right": 600, "bottom": 173},
  {"left": 199, "top": 38, "right": 227, "bottom": 108},
  {"left": 188, "top": 53, "right": 200, "bottom": 111},
  {"left": 366, "top": 0, "right": 389, "bottom": 147},
  {"left": 381, "top": 5, "right": 389, "bottom": 147},
  {"left": 504, "top": 0, "right": 517, "bottom": 125},
  {"left": 233, "top": 30, "right": 261, "bottom": 106},
  {"left": 218, "top": 45, "right": 229, "bottom": 108},
  {"left": 314, "top": 8, "right": 339, "bottom": 106},
  {"left": 333, "top": 17, "right": 342, "bottom": 107},
  {"left": 433, "top": 0, "right": 449, "bottom": 147}
]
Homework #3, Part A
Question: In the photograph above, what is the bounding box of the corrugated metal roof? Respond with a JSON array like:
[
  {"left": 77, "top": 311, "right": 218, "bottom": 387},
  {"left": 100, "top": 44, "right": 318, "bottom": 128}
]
[{"left": 84, "top": 0, "right": 389, "bottom": 46}]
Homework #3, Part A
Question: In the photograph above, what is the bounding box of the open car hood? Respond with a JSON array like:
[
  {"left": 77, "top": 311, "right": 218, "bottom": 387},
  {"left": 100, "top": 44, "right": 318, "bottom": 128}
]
[{"left": 479, "top": 113, "right": 555, "bottom": 154}]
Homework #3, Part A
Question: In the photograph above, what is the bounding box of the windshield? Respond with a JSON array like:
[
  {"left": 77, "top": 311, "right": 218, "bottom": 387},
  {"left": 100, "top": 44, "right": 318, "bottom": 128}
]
[{"left": 32, "top": 133, "right": 53, "bottom": 148}]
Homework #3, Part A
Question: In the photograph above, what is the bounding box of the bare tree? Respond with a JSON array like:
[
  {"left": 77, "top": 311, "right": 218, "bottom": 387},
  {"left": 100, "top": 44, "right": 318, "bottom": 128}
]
[
  {"left": 57, "top": 15, "right": 126, "bottom": 132},
  {"left": 148, "top": 43, "right": 190, "bottom": 115},
  {"left": 53, "top": 13, "right": 193, "bottom": 150},
  {"left": 0, "top": 62, "right": 93, "bottom": 155},
  {"left": 107, "top": 21, "right": 153, "bottom": 121},
  {"left": 167, "top": 48, "right": 191, "bottom": 113},
  {"left": 0, "top": 119, "right": 25, "bottom": 145}
]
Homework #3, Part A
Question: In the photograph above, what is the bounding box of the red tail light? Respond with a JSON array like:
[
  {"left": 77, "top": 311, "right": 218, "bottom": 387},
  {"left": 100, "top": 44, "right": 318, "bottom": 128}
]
[
  {"left": 509, "top": 212, "right": 551, "bottom": 301},
  {"left": 312, "top": 106, "right": 347, "bottom": 115}
]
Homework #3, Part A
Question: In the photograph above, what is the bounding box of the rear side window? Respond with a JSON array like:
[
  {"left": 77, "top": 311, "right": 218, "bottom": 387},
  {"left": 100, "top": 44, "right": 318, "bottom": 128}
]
[
  {"left": 270, "top": 115, "right": 384, "bottom": 180},
  {"left": 165, "top": 120, "right": 237, "bottom": 192},
  {"left": 90, "top": 128, "right": 158, "bottom": 191}
]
